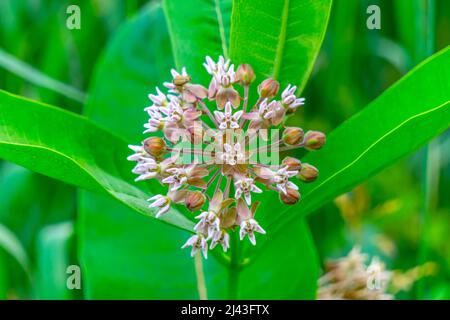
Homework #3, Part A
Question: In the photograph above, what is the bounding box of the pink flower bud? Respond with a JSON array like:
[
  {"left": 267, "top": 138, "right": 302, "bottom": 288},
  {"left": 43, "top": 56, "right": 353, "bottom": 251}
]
[
  {"left": 280, "top": 187, "right": 301, "bottom": 205},
  {"left": 258, "top": 78, "right": 279, "bottom": 98},
  {"left": 173, "top": 75, "right": 191, "bottom": 87},
  {"left": 143, "top": 137, "right": 166, "bottom": 157},
  {"left": 185, "top": 191, "right": 206, "bottom": 212},
  {"left": 236, "top": 64, "right": 256, "bottom": 85},
  {"left": 282, "top": 157, "right": 302, "bottom": 171},
  {"left": 298, "top": 163, "right": 318, "bottom": 183},
  {"left": 304, "top": 131, "right": 326, "bottom": 151},
  {"left": 282, "top": 127, "right": 305, "bottom": 146}
]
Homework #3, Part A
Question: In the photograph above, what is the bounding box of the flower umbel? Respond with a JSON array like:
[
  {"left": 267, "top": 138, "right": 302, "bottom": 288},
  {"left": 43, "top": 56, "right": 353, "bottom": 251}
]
[{"left": 128, "top": 56, "right": 326, "bottom": 259}]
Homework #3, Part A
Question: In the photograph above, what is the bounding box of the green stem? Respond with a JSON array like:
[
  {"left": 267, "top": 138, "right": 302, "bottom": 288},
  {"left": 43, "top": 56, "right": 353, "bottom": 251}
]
[
  {"left": 228, "top": 232, "right": 240, "bottom": 299},
  {"left": 415, "top": 0, "right": 436, "bottom": 300},
  {"left": 194, "top": 252, "right": 208, "bottom": 300}
]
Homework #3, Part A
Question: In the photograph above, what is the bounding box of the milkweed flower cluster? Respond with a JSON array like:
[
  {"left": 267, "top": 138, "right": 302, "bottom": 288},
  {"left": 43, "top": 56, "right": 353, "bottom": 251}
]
[
  {"left": 318, "top": 247, "right": 393, "bottom": 300},
  {"left": 128, "top": 56, "right": 326, "bottom": 259}
]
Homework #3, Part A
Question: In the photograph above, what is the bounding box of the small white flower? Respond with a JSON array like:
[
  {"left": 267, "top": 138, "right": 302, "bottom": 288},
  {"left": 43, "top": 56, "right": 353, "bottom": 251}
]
[
  {"left": 159, "top": 97, "right": 184, "bottom": 123},
  {"left": 214, "top": 102, "right": 243, "bottom": 129},
  {"left": 282, "top": 84, "right": 305, "bottom": 110},
  {"left": 194, "top": 211, "right": 220, "bottom": 238},
  {"left": 239, "top": 218, "right": 266, "bottom": 245},
  {"left": 274, "top": 166, "right": 298, "bottom": 194},
  {"left": 127, "top": 144, "right": 149, "bottom": 162},
  {"left": 210, "top": 230, "right": 230, "bottom": 252},
  {"left": 257, "top": 98, "right": 277, "bottom": 120},
  {"left": 143, "top": 111, "right": 164, "bottom": 133},
  {"left": 147, "top": 194, "right": 171, "bottom": 218},
  {"left": 234, "top": 177, "right": 262, "bottom": 205},
  {"left": 182, "top": 234, "right": 208, "bottom": 259},
  {"left": 204, "top": 56, "right": 229, "bottom": 75},
  {"left": 204, "top": 56, "right": 235, "bottom": 86},
  {"left": 132, "top": 158, "right": 159, "bottom": 181},
  {"left": 163, "top": 67, "right": 189, "bottom": 91},
  {"left": 221, "top": 143, "right": 245, "bottom": 166},
  {"left": 215, "top": 66, "right": 235, "bottom": 86},
  {"left": 147, "top": 87, "right": 168, "bottom": 108},
  {"left": 162, "top": 167, "right": 188, "bottom": 191}
]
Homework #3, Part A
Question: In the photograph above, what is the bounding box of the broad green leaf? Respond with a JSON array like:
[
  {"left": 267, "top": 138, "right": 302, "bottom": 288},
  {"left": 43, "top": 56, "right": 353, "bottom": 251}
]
[
  {"left": 79, "top": 192, "right": 198, "bottom": 299},
  {"left": 238, "top": 218, "right": 318, "bottom": 299},
  {"left": 35, "top": 222, "right": 77, "bottom": 300},
  {"left": 163, "top": 0, "right": 232, "bottom": 84},
  {"left": 0, "top": 89, "right": 193, "bottom": 231},
  {"left": 268, "top": 47, "right": 450, "bottom": 235},
  {"left": 229, "top": 0, "right": 332, "bottom": 91}
]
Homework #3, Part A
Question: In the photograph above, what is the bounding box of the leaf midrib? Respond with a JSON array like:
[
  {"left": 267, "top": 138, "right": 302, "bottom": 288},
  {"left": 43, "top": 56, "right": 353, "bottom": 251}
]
[
  {"left": 272, "top": 0, "right": 290, "bottom": 80},
  {"left": 215, "top": 0, "right": 229, "bottom": 58}
]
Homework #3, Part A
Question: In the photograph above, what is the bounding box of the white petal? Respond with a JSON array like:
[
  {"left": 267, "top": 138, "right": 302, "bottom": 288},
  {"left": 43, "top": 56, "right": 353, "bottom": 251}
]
[
  {"left": 225, "top": 102, "right": 232, "bottom": 115},
  {"left": 277, "top": 184, "right": 287, "bottom": 195},
  {"left": 230, "top": 122, "right": 239, "bottom": 129},
  {"left": 214, "top": 111, "right": 224, "bottom": 122},
  {"left": 239, "top": 227, "right": 245, "bottom": 241},
  {"left": 252, "top": 185, "right": 263, "bottom": 193},
  {"left": 127, "top": 154, "right": 141, "bottom": 161},
  {"left": 255, "top": 224, "right": 266, "bottom": 235},
  {"left": 248, "top": 233, "right": 256, "bottom": 245},
  {"left": 244, "top": 193, "right": 252, "bottom": 205},
  {"left": 156, "top": 204, "right": 170, "bottom": 218},
  {"left": 233, "top": 110, "right": 243, "bottom": 120},
  {"left": 287, "top": 181, "right": 299, "bottom": 190},
  {"left": 162, "top": 176, "right": 175, "bottom": 184},
  {"left": 147, "top": 195, "right": 162, "bottom": 201}
]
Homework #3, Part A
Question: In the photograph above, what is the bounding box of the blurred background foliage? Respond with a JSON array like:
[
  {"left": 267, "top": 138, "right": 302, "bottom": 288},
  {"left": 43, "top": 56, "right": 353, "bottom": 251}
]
[{"left": 0, "top": 0, "right": 448, "bottom": 299}]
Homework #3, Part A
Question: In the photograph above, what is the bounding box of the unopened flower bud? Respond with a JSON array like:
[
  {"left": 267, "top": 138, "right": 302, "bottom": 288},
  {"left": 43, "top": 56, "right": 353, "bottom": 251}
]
[
  {"left": 185, "top": 191, "right": 206, "bottom": 212},
  {"left": 236, "top": 64, "right": 255, "bottom": 85},
  {"left": 282, "top": 157, "right": 302, "bottom": 171},
  {"left": 298, "top": 163, "right": 318, "bottom": 183},
  {"left": 143, "top": 137, "right": 166, "bottom": 157},
  {"left": 304, "top": 131, "right": 326, "bottom": 151},
  {"left": 258, "top": 78, "right": 279, "bottom": 98},
  {"left": 283, "top": 127, "right": 304, "bottom": 146},
  {"left": 280, "top": 187, "right": 301, "bottom": 205},
  {"left": 173, "top": 75, "right": 191, "bottom": 87}
]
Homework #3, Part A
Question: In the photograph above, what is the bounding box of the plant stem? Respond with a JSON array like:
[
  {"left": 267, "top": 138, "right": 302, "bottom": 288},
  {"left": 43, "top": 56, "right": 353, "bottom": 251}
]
[
  {"left": 194, "top": 252, "right": 208, "bottom": 300},
  {"left": 228, "top": 232, "right": 240, "bottom": 299},
  {"left": 415, "top": 0, "right": 436, "bottom": 300}
]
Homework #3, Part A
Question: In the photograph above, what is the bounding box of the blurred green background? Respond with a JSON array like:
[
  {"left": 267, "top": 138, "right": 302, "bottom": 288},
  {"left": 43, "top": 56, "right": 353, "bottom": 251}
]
[{"left": 0, "top": 0, "right": 448, "bottom": 299}]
